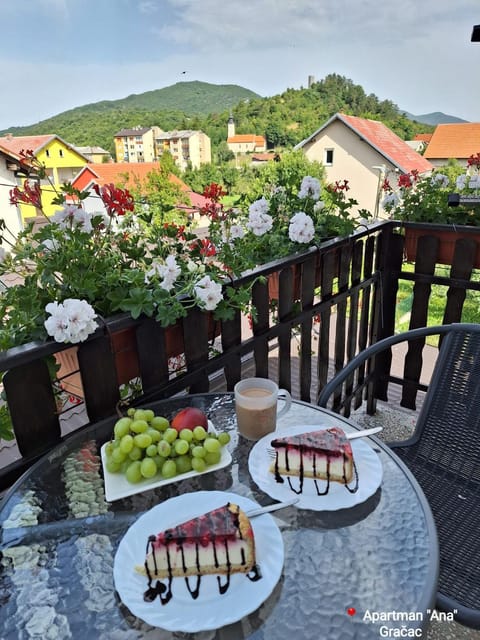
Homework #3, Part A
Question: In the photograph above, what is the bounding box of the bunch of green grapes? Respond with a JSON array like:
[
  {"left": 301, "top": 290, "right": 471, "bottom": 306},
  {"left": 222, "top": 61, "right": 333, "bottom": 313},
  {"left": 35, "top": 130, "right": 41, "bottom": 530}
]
[{"left": 104, "top": 408, "right": 231, "bottom": 484}]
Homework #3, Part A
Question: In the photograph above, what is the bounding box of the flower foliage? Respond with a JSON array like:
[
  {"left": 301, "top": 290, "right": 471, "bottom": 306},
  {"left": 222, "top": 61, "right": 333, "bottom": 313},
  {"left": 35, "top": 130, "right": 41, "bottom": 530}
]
[
  {"left": 381, "top": 155, "right": 480, "bottom": 226},
  {"left": 201, "top": 175, "right": 371, "bottom": 271},
  {"left": 0, "top": 161, "right": 249, "bottom": 350}
]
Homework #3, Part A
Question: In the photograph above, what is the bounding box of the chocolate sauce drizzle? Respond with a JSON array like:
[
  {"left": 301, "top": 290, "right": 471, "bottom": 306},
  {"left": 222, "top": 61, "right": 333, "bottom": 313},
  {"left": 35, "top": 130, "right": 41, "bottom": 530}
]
[
  {"left": 142, "top": 504, "right": 261, "bottom": 605},
  {"left": 272, "top": 429, "right": 360, "bottom": 495}
]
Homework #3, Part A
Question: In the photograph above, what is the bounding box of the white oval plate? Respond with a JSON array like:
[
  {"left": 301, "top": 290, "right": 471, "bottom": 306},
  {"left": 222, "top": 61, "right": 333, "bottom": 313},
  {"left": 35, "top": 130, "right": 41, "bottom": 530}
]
[
  {"left": 113, "top": 491, "right": 284, "bottom": 632},
  {"left": 248, "top": 424, "right": 383, "bottom": 511},
  {"left": 101, "top": 421, "right": 232, "bottom": 502}
]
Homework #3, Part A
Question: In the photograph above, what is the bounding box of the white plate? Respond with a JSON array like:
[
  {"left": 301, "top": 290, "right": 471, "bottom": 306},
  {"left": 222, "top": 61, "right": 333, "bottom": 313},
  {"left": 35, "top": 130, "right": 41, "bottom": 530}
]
[
  {"left": 248, "top": 424, "right": 383, "bottom": 511},
  {"left": 101, "top": 421, "right": 232, "bottom": 502},
  {"left": 113, "top": 491, "right": 284, "bottom": 632}
]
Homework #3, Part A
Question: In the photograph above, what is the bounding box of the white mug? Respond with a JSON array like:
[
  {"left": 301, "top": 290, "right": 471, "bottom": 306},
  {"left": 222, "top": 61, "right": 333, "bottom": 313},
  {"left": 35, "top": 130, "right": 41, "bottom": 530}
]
[{"left": 234, "top": 377, "right": 292, "bottom": 441}]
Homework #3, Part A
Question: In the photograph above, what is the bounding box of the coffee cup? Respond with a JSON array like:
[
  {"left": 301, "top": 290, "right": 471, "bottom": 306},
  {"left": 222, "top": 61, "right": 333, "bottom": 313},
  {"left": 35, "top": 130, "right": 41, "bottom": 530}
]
[{"left": 234, "top": 377, "right": 292, "bottom": 441}]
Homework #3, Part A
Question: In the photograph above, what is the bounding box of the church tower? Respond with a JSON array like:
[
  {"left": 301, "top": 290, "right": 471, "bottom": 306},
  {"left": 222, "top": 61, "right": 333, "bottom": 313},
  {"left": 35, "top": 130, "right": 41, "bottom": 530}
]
[{"left": 227, "top": 113, "right": 235, "bottom": 138}]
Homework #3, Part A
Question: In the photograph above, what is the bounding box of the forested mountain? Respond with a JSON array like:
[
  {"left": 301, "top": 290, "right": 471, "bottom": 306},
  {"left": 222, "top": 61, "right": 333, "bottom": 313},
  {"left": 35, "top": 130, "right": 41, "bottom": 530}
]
[{"left": 0, "top": 75, "right": 435, "bottom": 156}]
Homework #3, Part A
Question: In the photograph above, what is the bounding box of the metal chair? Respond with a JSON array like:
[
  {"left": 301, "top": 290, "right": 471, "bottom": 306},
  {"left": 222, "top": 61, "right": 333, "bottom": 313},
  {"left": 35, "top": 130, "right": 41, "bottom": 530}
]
[{"left": 318, "top": 323, "right": 480, "bottom": 628}]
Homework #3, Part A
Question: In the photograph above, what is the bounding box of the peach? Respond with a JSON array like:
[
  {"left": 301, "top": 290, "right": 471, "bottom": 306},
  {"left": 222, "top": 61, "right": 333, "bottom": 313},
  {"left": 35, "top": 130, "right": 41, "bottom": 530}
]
[{"left": 171, "top": 407, "right": 208, "bottom": 432}]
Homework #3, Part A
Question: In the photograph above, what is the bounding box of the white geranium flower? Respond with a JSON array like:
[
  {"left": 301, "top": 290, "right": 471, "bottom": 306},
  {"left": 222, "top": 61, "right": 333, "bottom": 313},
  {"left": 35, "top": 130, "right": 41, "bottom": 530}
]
[
  {"left": 44, "top": 298, "right": 97, "bottom": 344},
  {"left": 298, "top": 176, "right": 321, "bottom": 200},
  {"left": 248, "top": 197, "right": 269, "bottom": 216},
  {"left": 469, "top": 175, "right": 480, "bottom": 189},
  {"left": 314, "top": 200, "right": 325, "bottom": 212},
  {"left": 289, "top": 212, "right": 315, "bottom": 244},
  {"left": 229, "top": 224, "right": 245, "bottom": 240},
  {"left": 456, "top": 174, "right": 468, "bottom": 190},
  {"left": 145, "top": 255, "right": 181, "bottom": 291},
  {"left": 194, "top": 275, "right": 223, "bottom": 311},
  {"left": 52, "top": 205, "right": 93, "bottom": 233},
  {"left": 0, "top": 246, "right": 6, "bottom": 263},
  {"left": 431, "top": 173, "right": 449, "bottom": 188},
  {"left": 247, "top": 210, "right": 273, "bottom": 236},
  {"left": 41, "top": 238, "right": 58, "bottom": 252},
  {"left": 381, "top": 193, "right": 401, "bottom": 209}
]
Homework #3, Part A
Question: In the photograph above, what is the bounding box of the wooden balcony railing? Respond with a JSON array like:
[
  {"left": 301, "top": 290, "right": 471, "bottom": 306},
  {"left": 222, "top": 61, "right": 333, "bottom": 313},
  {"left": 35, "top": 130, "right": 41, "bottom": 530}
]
[{"left": 2, "top": 219, "right": 480, "bottom": 488}]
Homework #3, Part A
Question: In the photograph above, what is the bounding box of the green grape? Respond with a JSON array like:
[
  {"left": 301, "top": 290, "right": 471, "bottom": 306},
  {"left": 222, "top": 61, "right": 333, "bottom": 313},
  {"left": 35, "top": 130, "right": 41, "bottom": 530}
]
[
  {"left": 174, "top": 439, "right": 189, "bottom": 455},
  {"left": 217, "top": 432, "right": 231, "bottom": 446},
  {"left": 164, "top": 428, "right": 178, "bottom": 443},
  {"left": 204, "top": 437, "right": 221, "bottom": 453},
  {"left": 161, "top": 459, "right": 177, "bottom": 478},
  {"left": 193, "top": 426, "right": 207, "bottom": 441},
  {"left": 129, "top": 446, "right": 142, "bottom": 461},
  {"left": 133, "top": 409, "right": 148, "bottom": 422},
  {"left": 179, "top": 428, "right": 194, "bottom": 442},
  {"left": 176, "top": 455, "right": 193, "bottom": 474},
  {"left": 153, "top": 455, "right": 164, "bottom": 469},
  {"left": 146, "top": 444, "right": 158, "bottom": 457},
  {"left": 192, "top": 445, "right": 207, "bottom": 458},
  {"left": 119, "top": 434, "right": 134, "bottom": 453},
  {"left": 191, "top": 457, "right": 206, "bottom": 473},
  {"left": 133, "top": 433, "right": 152, "bottom": 449},
  {"left": 147, "top": 428, "right": 161, "bottom": 443},
  {"left": 114, "top": 417, "right": 132, "bottom": 439},
  {"left": 131, "top": 419, "right": 149, "bottom": 433},
  {"left": 140, "top": 457, "right": 158, "bottom": 478},
  {"left": 106, "top": 458, "right": 122, "bottom": 473},
  {"left": 127, "top": 408, "right": 136, "bottom": 417},
  {"left": 151, "top": 416, "right": 169, "bottom": 431},
  {"left": 205, "top": 451, "right": 221, "bottom": 466},
  {"left": 157, "top": 440, "right": 171, "bottom": 457},
  {"left": 112, "top": 447, "right": 127, "bottom": 463},
  {"left": 125, "top": 461, "right": 143, "bottom": 483},
  {"left": 104, "top": 441, "right": 115, "bottom": 457},
  {"left": 143, "top": 409, "right": 155, "bottom": 422}
]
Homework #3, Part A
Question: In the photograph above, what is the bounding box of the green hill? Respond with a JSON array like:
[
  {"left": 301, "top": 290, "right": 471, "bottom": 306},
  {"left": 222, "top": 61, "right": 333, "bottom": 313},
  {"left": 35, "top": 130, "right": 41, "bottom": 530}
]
[{"left": 0, "top": 75, "right": 434, "bottom": 156}]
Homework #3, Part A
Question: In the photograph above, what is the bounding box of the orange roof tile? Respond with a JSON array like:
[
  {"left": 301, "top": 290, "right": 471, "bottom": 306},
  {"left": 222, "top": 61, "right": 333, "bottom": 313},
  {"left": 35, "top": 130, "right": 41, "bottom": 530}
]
[
  {"left": 423, "top": 123, "right": 480, "bottom": 160},
  {"left": 227, "top": 135, "right": 265, "bottom": 145},
  {"left": 414, "top": 133, "right": 433, "bottom": 142},
  {"left": 338, "top": 114, "right": 433, "bottom": 174},
  {"left": 0, "top": 134, "right": 54, "bottom": 155}
]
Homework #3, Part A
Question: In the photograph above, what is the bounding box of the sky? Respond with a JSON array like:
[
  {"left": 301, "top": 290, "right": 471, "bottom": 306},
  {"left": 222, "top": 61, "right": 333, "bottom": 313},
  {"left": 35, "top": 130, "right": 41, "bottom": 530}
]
[{"left": 0, "top": 0, "right": 479, "bottom": 130}]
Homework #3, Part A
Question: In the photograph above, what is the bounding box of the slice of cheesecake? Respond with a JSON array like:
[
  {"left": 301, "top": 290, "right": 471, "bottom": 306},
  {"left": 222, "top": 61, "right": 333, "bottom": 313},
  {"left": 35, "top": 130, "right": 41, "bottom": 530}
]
[
  {"left": 137, "top": 502, "right": 258, "bottom": 604},
  {"left": 270, "top": 427, "right": 355, "bottom": 493}
]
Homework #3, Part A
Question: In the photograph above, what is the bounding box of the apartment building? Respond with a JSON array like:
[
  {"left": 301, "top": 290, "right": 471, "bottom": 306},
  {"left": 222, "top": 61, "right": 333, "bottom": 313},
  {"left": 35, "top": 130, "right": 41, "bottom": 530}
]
[
  {"left": 155, "top": 130, "right": 211, "bottom": 170},
  {"left": 113, "top": 126, "right": 161, "bottom": 163}
]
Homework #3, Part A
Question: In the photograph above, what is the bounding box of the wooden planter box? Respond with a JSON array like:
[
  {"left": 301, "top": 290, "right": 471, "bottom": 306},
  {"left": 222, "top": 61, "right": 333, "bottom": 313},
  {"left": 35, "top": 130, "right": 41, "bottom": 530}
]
[
  {"left": 404, "top": 225, "right": 480, "bottom": 268},
  {"left": 56, "top": 318, "right": 220, "bottom": 398}
]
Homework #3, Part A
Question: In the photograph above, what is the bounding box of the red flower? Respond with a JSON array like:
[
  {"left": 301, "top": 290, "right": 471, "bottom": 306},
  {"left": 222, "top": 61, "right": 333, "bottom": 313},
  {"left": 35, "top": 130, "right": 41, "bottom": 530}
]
[
  {"left": 9, "top": 180, "right": 42, "bottom": 208},
  {"left": 382, "top": 178, "right": 392, "bottom": 192},
  {"left": 331, "top": 179, "right": 350, "bottom": 192},
  {"left": 203, "top": 183, "right": 226, "bottom": 202},
  {"left": 398, "top": 173, "right": 413, "bottom": 188},
  {"left": 467, "top": 153, "right": 480, "bottom": 168},
  {"left": 190, "top": 238, "right": 216, "bottom": 257},
  {"left": 93, "top": 183, "right": 134, "bottom": 216}
]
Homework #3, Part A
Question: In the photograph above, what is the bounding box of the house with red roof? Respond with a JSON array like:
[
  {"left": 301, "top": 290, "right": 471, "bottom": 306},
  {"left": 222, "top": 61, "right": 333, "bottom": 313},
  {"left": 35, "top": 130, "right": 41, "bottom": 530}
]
[
  {"left": 71, "top": 162, "right": 209, "bottom": 224},
  {"left": 295, "top": 113, "right": 434, "bottom": 217},
  {"left": 423, "top": 123, "right": 480, "bottom": 167},
  {"left": 0, "top": 134, "right": 88, "bottom": 219}
]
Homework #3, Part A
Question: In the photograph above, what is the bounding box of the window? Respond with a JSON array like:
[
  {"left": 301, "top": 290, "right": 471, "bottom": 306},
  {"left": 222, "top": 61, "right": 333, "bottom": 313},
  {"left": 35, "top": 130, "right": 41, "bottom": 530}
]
[
  {"left": 45, "top": 149, "right": 50, "bottom": 157},
  {"left": 325, "top": 149, "right": 334, "bottom": 165},
  {"left": 59, "top": 149, "right": 64, "bottom": 157}
]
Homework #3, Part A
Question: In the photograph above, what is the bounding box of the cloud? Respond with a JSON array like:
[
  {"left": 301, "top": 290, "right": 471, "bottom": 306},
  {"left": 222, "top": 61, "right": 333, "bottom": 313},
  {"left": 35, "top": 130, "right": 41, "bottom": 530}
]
[{"left": 157, "top": 0, "right": 476, "bottom": 51}]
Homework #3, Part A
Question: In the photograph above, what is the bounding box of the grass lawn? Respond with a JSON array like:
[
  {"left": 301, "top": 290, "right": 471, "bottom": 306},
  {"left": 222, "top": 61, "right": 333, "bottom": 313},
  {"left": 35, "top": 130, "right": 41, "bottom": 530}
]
[{"left": 395, "top": 262, "right": 480, "bottom": 342}]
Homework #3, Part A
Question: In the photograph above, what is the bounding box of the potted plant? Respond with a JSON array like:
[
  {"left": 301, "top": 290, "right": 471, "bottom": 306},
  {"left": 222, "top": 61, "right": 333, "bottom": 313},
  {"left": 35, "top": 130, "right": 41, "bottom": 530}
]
[
  {"left": 381, "top": 154, "right": 480, "bottom": 266},
  {"left": 201, "top": 167, "right": 371, "bottom": 300}
]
